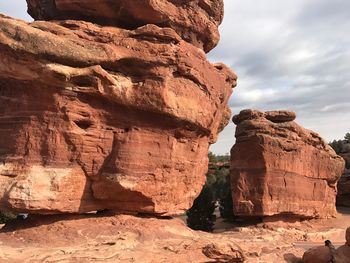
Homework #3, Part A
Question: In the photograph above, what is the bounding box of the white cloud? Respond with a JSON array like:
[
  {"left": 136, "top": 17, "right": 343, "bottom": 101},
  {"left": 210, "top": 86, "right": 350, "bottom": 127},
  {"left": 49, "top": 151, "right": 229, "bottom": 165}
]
[{"left": 209, "top": 0, "right": 350, "bottom": 154}]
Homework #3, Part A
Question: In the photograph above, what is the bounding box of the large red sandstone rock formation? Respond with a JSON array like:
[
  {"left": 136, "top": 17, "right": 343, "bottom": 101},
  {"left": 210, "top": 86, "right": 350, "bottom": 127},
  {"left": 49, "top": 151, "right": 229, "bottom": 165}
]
[
  {"left": 230, "top": 109, "right": 345, "bottom": 219},
  {"left": 0, "top": 0, "right": 236, "bottom": 215},
  {"left": 26, "top": 0, "right": 224, "bottom": 52}
]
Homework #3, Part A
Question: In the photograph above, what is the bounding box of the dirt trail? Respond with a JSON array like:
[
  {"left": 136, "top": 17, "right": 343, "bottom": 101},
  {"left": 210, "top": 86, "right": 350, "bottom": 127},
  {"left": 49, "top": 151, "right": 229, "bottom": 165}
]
[{"left": 0, "top": 209, "right": 349, "bottom": 262}]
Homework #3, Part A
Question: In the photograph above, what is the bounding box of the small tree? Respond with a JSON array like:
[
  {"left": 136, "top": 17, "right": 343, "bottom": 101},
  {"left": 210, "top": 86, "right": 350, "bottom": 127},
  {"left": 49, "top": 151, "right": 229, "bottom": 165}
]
[
  {"left": 218, "top": 175, "right": 235, "bottom": 220},
  {"left": 186, "top": 185, "right": 217, "bottom": 232},
  {"left": 345, "top": 133, "right": 350, "bottom": 142},
  {"left": 0, "top": 212, "right": 16, "bottom": 224},
  {"left": 329, "top": 140, "right": 344, "bottom": 154},
  {"left": 208, "top": 151, "right": 217, "bottom": 163}
]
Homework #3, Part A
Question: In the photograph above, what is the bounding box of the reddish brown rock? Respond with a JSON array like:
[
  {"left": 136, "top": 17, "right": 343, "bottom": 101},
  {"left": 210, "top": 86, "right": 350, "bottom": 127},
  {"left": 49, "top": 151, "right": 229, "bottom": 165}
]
[
  {"left": 302, "top": 246, "right": 332, "bottom": 263},
  {"left": 26, "top": 0, "right": 224, "bottom": 52},
  {"left": 335, "top": 245, "right": 350, "bottom": 263},
  {"left": 230, "top": 109, "right": 345, "bottom": 219},
  {"left": 0, "top": 15, "right": 236, "bottom": 215},
  {"left": 334, "top": 227, "right": 350, "bottom": 263}
]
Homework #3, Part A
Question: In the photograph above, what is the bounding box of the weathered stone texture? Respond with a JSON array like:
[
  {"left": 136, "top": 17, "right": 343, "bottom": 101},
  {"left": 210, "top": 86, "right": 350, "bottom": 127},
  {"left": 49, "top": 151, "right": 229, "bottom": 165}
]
[
  {"left": 230, "top": 109, "right": 345, "bottom": 219},
  {"left": 0, "top": 14, "right": 236, "bottom": 215},
  {"left": 26, "top": 0, "right": 224, "bottom": 52}
]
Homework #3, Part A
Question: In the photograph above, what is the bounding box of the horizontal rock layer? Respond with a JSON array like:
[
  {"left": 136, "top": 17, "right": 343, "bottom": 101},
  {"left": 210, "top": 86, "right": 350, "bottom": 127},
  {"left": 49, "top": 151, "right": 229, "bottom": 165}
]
[
  {"left": 26, "top": 0, "right": 224, "bottom": 52},
  {"left": 0, "top": 15, "right": 236, "bottom": 215},
  {"left": 230, "top": 109, "right": 345, "bottom": 219}
]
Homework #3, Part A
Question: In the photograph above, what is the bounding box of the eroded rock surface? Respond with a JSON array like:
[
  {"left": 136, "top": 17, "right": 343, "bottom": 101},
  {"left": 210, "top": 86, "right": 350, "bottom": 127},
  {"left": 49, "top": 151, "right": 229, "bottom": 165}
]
[
  {"left": 230, "top": 109, "right": 345, "bottom": 219},
  {"left": 2, "top": 213, "right": 350, "bottom": 262},
  {"left": 26, "top": 0, "right": 224, "bottom": 52},
  {"left": 0, "top": 14, "right": 236, "bottom": 215}
]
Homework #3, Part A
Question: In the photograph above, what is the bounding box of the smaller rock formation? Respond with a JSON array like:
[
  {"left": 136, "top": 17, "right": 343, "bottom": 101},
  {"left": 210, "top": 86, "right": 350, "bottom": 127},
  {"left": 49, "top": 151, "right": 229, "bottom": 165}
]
[
  {"left": 337, "top": 141, "right": 350, "bottom": 207},
  {"left": 26, "top": 0, "right": 224, "bottom": 52},
  {"left": 230, "top": 109, "right": 345, "bottom": 219}
]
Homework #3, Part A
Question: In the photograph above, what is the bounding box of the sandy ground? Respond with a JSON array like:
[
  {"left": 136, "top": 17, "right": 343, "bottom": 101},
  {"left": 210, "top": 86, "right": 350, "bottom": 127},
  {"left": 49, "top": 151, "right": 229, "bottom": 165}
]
[{"left": 0, "top": 208, "right": 349, "bottom": 263}]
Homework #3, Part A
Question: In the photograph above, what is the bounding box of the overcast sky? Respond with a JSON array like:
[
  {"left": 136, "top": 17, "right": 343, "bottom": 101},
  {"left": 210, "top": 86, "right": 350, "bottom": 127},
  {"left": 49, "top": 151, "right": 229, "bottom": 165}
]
[{"left": 0, "top": 1, "right": 349, "bottom": 154}]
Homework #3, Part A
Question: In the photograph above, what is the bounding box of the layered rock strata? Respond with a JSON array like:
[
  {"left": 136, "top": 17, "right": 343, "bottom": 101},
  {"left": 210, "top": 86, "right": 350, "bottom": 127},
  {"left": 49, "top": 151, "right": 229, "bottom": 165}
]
[
  {"left": 230, "top": 109, "right": 345, "bottom": 219},
  {"left": 0, "top": 1, "right": 235, "bottom": 215},
  {"left": 26, "top": 0, "right": 224, "bottom": 52}
]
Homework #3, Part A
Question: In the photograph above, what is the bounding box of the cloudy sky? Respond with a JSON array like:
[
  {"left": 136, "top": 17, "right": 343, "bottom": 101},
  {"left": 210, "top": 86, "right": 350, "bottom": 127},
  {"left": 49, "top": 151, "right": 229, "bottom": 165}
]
[{"left": 1, "top": 1, "right": 349, "bottom": 154}]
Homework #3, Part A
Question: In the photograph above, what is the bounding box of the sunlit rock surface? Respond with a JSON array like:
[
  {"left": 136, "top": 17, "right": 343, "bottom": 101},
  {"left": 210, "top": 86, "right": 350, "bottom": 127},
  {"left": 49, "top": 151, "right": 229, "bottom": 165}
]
[
  {"left": 0, "top": 14, "right": 236, "bottom": 215},
  {"left": 230, "top": 109, "right": 345, "bottom": 219},
  {"left": 26, "top": 0, "right": 224, "bottom": 52}
]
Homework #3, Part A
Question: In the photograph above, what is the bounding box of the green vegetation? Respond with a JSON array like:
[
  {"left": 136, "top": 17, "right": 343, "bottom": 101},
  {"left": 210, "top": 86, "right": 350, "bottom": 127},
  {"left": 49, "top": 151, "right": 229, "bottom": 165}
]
[
  {"left": 0, "top": 212, "right": 16, "bottom": 224},
  {"left": 329, "top": 132, "right": 350, "bottom": 169},
  {"left": 329, "top": 139, "right": 346, "bottom": 154},
  {"left": 186, "top": 185, "right": 217, "bottom": 232},
  {"left": 345, "top": 133, "right": 350, "bottom": 142},
  {"left": 186, "top": 152, "right": 234, "bottom": 232}
]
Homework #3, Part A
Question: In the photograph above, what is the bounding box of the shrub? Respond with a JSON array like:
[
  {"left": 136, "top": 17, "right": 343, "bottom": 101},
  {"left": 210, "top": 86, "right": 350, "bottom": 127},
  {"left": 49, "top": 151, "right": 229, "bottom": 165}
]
[
  {"left": 186, "top": 185, "right": 217, "bottom": 232},
  {"left": 0, "top": 212, "right": 16, "bottom": 224}
]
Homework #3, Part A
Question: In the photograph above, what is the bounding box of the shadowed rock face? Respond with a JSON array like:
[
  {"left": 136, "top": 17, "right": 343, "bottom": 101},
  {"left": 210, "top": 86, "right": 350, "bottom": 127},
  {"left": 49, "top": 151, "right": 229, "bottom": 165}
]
[
  {"left": 0, "top": 15, "right": 236, "bottom": 215},
  {"left": 336, "top": 143, "right": 350, "bottom": 207},
  {"left": 26, "top": 0, "right": 224, "bottom": 52},
  {"left": 230, "top": 109, "right": 345, "bottom": 219}
]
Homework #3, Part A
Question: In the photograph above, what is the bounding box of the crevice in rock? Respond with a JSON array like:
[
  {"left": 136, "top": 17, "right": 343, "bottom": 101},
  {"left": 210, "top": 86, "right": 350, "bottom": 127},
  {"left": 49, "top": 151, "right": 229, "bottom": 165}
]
[{"left": 74, "top": 119, "right": 93, "bottom": 130}]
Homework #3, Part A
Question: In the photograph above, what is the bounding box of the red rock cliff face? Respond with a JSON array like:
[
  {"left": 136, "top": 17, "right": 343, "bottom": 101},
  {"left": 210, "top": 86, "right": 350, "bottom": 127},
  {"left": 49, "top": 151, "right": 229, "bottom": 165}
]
[
  {"left": 230, "top": 110, "right": 345, "bottom": 219},
  {"left": 26, "top": 0, "right": 224, "bottom": 52},
  {"left": 0, "top": 0, "right": 236, "bottom": 215}
]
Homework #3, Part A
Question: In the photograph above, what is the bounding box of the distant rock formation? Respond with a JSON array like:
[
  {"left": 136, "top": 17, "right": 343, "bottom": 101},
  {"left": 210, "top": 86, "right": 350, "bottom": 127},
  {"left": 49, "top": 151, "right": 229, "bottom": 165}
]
[
  {"left": 0, "top": 0, "right": 236, "bottom": 215},
  {"left": 26, "top": 0, "right": 224, "bottom": 52},
  {"left": 230, "top": 109, "right": 345, "bottom": 219},
  {"left": 336, "top": 142, "right": 350, "bottom": 207}
]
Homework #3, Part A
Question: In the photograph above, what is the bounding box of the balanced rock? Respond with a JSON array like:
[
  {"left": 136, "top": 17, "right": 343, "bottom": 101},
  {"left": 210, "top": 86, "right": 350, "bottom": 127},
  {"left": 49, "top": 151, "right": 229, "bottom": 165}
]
[
  {"left": 26, "top": 0, "right": 224, "bottom": 52},
  {"left": 0, "top": 14, "right": 236, "bottom": 215},
  {"left": 230, "top": 109, "right": 345, "bottom": 219}
]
